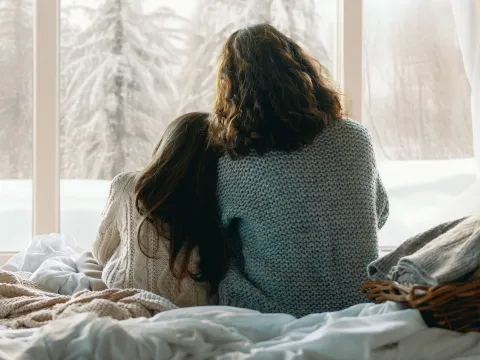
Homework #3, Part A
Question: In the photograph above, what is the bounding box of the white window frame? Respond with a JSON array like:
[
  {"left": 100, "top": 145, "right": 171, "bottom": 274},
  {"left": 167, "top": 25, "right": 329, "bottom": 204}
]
[
  {"left": 341, "top": 0, "right": 363, "bottom": 123},
  {"left": 32, "top": 0, "right": 60, "bottom": 236},
  {"left": 26, "top": 0, "right": 367, "bottom": 245}
]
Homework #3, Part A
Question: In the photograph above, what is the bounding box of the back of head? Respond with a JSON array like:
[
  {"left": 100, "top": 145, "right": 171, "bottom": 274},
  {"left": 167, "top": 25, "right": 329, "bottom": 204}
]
[
  {"left": 210, "top": 23, "right": 342, "bottom": 157},
  {"left": 134, "top": 112, "right": 227, "bottom": 293}
]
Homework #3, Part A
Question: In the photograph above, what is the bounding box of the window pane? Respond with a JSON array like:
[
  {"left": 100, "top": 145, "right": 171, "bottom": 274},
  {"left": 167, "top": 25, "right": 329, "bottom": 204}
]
[
  {"left": 0, "top": 0, "right": 33, "bottom": 251},
  {"left": 363, "top": 0, "right": 474, "bottom": 246},
  {"left": 60, "top": 0, "right": 338, "bottom": 249}
]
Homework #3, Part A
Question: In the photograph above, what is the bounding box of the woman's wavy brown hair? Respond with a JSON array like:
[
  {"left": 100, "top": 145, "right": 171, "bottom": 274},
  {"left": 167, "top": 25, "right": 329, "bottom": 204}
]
[
  {"left": 210, "top": 23, "right": 342, "bottom": 157},
  {"left": 134, "top": 112, "right": 228, "bottom": 293}
]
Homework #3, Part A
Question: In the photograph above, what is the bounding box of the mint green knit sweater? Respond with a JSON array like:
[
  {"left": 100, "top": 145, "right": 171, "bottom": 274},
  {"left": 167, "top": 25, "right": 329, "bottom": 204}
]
[{"left": 216, "top": 118, "right": 389, "bottom": 317}]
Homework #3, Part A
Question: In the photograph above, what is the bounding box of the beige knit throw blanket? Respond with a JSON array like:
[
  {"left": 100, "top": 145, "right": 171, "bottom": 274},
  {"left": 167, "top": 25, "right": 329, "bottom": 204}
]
[{"left": 0, "top": 270, "right": 177, "bottom": 329}]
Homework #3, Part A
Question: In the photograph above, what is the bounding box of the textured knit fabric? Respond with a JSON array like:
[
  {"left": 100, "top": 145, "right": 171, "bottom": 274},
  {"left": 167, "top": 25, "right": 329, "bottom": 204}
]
[
  {"left": 216, "top": 118, "right": 389, "bottom": 317},
  {"left": 369, "top": 215, "right": 480, "bottom": 285},
  {"left": 0, "top": 270, "right": 177, "bottom": 329},
  {"left": 92, "top": 172, "right": 210, "bottom": 307},
  {"left": 368, "top": 218, "right": 466, "bottom": 281}
]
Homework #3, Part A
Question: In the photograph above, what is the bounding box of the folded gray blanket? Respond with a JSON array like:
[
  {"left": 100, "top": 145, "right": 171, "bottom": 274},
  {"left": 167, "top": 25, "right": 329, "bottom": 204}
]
[{"left": 368, "top": 216, "right": 480, "bottom": 285}]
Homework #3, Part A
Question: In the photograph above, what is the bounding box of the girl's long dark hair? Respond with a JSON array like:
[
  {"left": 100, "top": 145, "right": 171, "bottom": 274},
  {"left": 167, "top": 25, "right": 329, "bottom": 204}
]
[{"left": 134, "top": 112, "right": 228, "bottom": 293}]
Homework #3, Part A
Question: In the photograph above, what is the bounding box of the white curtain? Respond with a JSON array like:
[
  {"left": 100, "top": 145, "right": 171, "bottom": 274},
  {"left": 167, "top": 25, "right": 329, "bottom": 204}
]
[
  {"left": 452, "top": 0, "right": 480, "bottom": 169},
  {"left": 434, "top": 0, "right": 480, "bottom": 223}
]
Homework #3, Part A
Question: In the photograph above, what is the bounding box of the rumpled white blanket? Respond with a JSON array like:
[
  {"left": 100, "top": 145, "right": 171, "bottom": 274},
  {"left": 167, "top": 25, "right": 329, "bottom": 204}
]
[
  {"left": 1, "top": 234, "right": 99, "bottom": 295},
  {"left": 0, "top": 302, "right": 478, "bottom": 360}
]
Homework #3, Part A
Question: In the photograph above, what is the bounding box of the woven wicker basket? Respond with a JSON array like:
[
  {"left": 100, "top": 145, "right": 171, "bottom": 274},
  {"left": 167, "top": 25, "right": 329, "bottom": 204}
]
[{"left": 361, "top": 277, "right": 480, "bottom": 332}]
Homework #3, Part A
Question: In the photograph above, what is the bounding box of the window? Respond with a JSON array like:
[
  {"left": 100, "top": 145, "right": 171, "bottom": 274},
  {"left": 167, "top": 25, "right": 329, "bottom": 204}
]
[
  {"left": 2, "top": 0, "right": 476, "bottom": 252},
  {"left": 0, "top": 0, "right": 33, "bottom": 251},
  {"left": 59, "top": 0, "right": 339, "bottom": 249},
  {"left": 364, "top": 0, "right": 475, "bottom": 246}
]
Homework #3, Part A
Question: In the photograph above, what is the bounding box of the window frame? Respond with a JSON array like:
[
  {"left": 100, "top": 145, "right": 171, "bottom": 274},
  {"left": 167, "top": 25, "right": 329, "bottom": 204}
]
[
  {"left": 32, "top": 0, "right": 60, "bottom": 236},
  {"left": 342, "top": 0, "right": 363, "bottom": 123}
]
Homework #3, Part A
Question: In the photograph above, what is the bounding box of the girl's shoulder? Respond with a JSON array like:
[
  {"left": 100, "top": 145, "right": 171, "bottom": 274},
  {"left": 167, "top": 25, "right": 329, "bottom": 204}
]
[
  {"left": 111, "top": 171, "right": 137, "bottom": 186},
  {"left": 110, "top": 171, "right": 138, "bottom": 198}
]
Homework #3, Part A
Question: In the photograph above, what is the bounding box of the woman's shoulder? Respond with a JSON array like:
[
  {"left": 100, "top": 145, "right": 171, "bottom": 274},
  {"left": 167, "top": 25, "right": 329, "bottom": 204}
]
[
  {"left": 217, "top": 118, "right": 373, "bottom": 167},
  {"left": 323, "top": 118, "right": 374, "bottom": 147},
  {"left": 328, "top": 118, "right": 370, "bottom": 137}
]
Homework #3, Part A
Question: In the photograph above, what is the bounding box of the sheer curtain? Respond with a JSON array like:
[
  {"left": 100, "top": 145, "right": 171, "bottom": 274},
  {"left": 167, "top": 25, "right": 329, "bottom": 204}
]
[
  {"left": 364, "top": 0, "right": 475, "bottom": 247},
  {"left": 452, "top": 0, "right": 480, "bottom": 168},
  {"left": 434, "top": 0, "right": 480, "bottom": 223}
]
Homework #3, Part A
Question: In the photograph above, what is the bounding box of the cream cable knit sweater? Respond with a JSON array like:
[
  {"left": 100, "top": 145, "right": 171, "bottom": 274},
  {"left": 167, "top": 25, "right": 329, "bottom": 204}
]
[{"left": 92, "top": 172, "right": 210, "bottom": 307}]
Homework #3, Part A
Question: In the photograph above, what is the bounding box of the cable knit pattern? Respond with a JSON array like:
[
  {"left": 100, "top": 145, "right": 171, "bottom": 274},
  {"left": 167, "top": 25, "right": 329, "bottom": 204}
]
[
  {"left": 92, "top": 172, "right": 210, "bottom": 307},
  {"left": 217, "top": 118, "right": 389, "bottom": 317}
]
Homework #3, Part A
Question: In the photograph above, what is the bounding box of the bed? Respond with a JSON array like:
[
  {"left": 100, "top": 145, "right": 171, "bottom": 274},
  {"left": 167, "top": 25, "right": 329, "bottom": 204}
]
[{"left": 0, "top": 234, "right": 478, "bottom": 360}]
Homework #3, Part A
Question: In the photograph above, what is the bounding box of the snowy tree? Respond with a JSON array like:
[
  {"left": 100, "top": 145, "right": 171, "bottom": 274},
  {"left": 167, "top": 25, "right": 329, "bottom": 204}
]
[
  {"left": 61, "top": 0, "right": 186, "bottom": 179},
  {"left": 176, "top": 0, "right": 331, "bottom": 116},
  {"left": 0, "top": 0, "right": 32, "bottom": 179},
  {"left": 175, "top": 0, "right": 251, "bottom": 115},
  {"left": 268, "top": 0, "right": 332, "bottom": 73}
]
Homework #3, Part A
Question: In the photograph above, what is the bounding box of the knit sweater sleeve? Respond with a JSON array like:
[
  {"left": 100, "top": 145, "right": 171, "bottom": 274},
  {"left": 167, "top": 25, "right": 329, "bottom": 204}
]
[
  {"left": 364, "top": 125, "right": 389, "bottom": 230},
  {"left": 376, "top": 172, "right": 389, "bottom": 229},
  {"left": 92, "top": 173, "right": 126, "bottom": 266},
  {"left": 358, "top": 120, "right": 389, "bottom": 230}
]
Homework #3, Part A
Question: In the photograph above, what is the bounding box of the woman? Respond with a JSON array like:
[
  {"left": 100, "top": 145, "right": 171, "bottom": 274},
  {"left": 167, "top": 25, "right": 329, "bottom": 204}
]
[
  {"left": 209, "top": 24, "right": 389, "bottom": 317},
  {"left": 92, "top": 112, "right": 228, "bottom": 307}
]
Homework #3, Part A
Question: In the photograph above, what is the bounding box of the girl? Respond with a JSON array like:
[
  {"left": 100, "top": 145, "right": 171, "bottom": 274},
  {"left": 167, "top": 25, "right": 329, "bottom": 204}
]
[
  {"left": 209, "top": 24, "right": 389, "bottom": 317},
  {"left": 92, "top": 112, "right": 228, "bottom": 307}
]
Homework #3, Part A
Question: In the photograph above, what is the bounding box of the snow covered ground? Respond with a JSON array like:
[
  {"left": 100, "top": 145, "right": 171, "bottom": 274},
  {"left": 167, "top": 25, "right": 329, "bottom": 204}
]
[
  {"left": 0, "top": 159, "right": 478, "bottom": 251},
  {"left": 378, "top": 159, "right": 478, "bottom": 247}
]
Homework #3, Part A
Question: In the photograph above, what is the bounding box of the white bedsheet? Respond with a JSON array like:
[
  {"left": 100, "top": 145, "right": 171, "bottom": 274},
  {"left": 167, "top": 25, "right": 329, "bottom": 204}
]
[
  {"left": 1, "top": 234, "right": 92, "bottom": 295},
  {"left": 0, "top": 302, "right": 478, "bottom": 360},
  {"left": 0, "top": 234, "right": 478, "bottom": 359}
]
